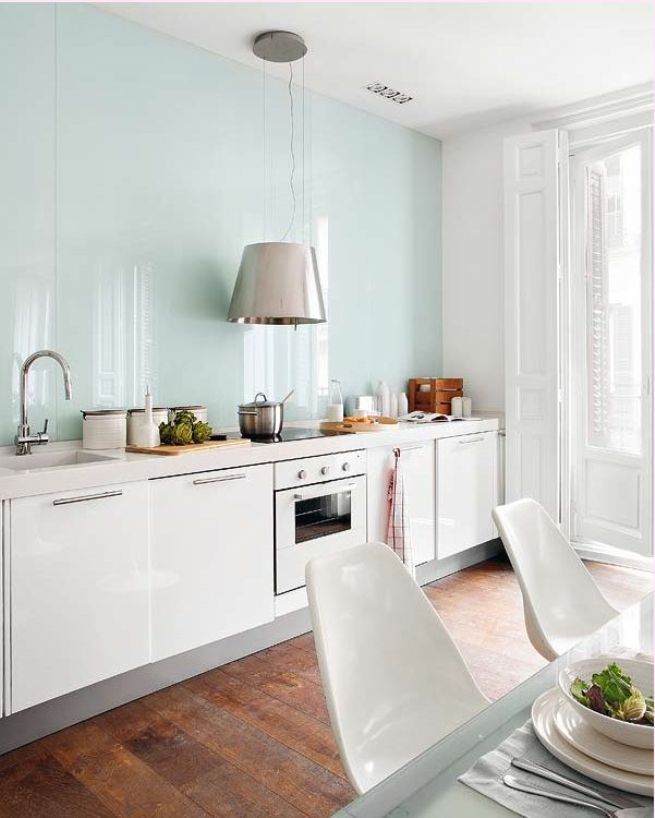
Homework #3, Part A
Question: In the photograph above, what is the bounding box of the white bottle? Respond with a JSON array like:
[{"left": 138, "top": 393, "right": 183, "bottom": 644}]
[
  {"left": 376, "top": 381, "right": 390, "bottom": 417},
  {"left": 133, "top": 385, "right": 160, "bottom": 447},
  {"left": 389, "top": 393, "right": 398, "bottom": 419},
  {"left": 398, "top": 392, "right": 409, "bottom": 417},
  {"left": 451, "top": 396, "right": 463, "bottom": 418},
  {"left": 327, "top": 379, "right": 344, "bottom": 422}
]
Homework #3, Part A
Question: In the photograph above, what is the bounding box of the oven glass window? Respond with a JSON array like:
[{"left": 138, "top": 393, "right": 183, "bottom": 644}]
[{"left": 295, "top": 490, "right": 352, "bottom": 544}]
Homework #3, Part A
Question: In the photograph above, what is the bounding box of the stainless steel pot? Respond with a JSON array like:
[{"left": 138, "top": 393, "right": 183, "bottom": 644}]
[{"left": 238, "top": 392, "right": 285, "bottom": 438}]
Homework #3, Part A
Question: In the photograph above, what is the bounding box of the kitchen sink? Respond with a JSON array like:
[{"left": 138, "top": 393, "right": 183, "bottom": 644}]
[{"left": 0, "top": 449, "right": 121, "bottom": 473}]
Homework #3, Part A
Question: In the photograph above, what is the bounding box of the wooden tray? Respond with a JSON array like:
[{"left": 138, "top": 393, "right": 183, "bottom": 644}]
[
  {"left": 321, "top": 420, "right": 387, "bottom": 434},
  {"left": 126, "top": 439, "right": 251, "bottom": 456}
]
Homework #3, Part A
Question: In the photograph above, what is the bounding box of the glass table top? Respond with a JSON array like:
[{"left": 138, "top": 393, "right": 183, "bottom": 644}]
[{"left": 334, "top": 593, "right": 653, "bottom": 818}]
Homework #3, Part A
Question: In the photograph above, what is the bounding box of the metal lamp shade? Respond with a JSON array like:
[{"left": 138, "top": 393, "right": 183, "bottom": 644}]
[{"left": 227, "top": 242, "right": 326, "bottom": 325}]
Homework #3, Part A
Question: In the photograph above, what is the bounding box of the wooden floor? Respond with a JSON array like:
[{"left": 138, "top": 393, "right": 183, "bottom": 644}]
[{"left": 0, "top": 556, "right": 650, "bottom": 817}]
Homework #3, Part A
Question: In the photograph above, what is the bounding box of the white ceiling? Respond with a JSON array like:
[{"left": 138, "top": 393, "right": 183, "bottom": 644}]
[{"left": 101, "top": 2, "right": 654, "bottom": 139}]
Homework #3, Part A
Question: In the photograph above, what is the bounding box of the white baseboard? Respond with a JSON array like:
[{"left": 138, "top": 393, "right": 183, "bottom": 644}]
[{"left": 574, "top": 541, "right": 654, "bottom": 573}]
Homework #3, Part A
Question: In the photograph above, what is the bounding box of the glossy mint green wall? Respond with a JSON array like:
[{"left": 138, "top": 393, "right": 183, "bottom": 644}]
[{"left": 0, "top": 5, "right": 441, "bottom": 444}]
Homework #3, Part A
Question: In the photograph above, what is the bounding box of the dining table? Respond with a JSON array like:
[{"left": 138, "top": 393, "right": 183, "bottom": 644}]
[{"left": 334, "top": 592, "right": 654, "bottom": 818}]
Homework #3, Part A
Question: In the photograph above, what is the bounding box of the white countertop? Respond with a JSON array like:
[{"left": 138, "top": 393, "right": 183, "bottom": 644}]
[{"left": 0, "top": 417, "right": 500, "bottom": 500}]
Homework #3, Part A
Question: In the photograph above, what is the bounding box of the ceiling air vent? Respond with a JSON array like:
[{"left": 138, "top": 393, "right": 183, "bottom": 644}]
[{"left": 364, "top": 82, "right": 413, "bottom": 105}]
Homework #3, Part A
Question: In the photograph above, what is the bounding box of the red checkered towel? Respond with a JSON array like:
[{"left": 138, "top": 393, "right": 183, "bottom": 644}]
[{"left": 386, "top": 447, "right": 415, "bottom": 578}]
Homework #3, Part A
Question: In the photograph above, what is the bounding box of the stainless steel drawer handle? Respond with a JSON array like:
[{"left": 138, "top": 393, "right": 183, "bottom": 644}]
[
  {"left": 398, "top": 444, "right": 426, "bottom": 452},
  {"left": 53, "top": 490, "right": 123, "bottom": 506},
  {"left": 458, "top": 437, "right": 484, "bottom": 445},
  {"left": 193, "top": 473, "right": 246, "bottom": 486}
]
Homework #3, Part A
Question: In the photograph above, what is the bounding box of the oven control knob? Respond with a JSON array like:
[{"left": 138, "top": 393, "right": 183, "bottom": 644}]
[
  {"left": 320, "top": 465, "right": 330, "bottom": 476},
  {"left": 342, "top": 462, "right": 351, "bottom": 472},
  {"left": 297, "top": 469, "right": 307, "bottom": 480}
]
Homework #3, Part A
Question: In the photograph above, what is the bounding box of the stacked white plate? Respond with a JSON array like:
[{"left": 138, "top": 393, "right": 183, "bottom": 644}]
[{"left": 531, "top": 657, "right": 654, "bottom": 797}]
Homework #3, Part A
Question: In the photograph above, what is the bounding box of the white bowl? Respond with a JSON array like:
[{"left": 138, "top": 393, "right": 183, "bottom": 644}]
[{"left": 559, "top": 656, "right": 654, "bottom": 750}]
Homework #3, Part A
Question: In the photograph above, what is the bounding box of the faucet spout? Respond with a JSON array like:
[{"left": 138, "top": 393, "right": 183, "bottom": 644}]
[{"left": 16, "top": 349, "right": 73, "bottom": 455}]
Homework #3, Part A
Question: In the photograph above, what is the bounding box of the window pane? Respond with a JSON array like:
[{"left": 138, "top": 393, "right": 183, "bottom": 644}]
[{"left": 585, "top": 144, "right": 642, "bottom": 454}]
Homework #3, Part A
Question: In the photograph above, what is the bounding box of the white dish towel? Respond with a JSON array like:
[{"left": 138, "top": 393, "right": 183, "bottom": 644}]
[{"left": 386, "top": 447, "right": 416, "bottom": 578}]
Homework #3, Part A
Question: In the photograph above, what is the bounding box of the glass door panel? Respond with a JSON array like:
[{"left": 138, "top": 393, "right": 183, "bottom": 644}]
[{"left": 571, "top": 131, "right": 652, "bottom": 556}]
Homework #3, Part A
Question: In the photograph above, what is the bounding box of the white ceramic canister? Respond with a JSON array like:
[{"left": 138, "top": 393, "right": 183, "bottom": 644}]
[
  {"left": 169, "top": 405, "right": 208, "bottom": 423},
  {"left": 462, "top": 396, "right": 473, "bottom": 418},
  {"left": 127, "top": 407, "right": 168, "bottom": 445},
  {"left": 81, "top": 409, "right": 128, "bottom": 450}
]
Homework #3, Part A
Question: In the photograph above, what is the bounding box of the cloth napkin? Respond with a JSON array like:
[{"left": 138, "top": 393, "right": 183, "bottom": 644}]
[
  {"left": 386, "top": 447, "right": 415, "bottom": 577},
  {"left": 459, "top": 720, "right": 653, "bottom": 817}
]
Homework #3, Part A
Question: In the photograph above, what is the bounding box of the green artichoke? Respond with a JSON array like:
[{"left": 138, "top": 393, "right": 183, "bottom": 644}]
[
  {"left": 172, "top": 421, "right": 194, "bottom": 445},
  {"left": 159, "top": 422, "right": 174, "bottom": 445},
  {"left": 174, "top": 410, "right": 197, "bottom": 426},
  {"left": 192, "top": 420, "right": 213, "bottom": 443}
]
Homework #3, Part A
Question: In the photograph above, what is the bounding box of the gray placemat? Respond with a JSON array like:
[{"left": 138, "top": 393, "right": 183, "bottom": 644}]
[{"left": 459, "top": 720, "right": 653, "bottom": 817}]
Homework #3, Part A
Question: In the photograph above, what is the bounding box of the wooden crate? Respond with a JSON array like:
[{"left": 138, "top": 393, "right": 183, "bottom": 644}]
[{"left": 408, "top": 378, "right": 463, "bottom": 414}]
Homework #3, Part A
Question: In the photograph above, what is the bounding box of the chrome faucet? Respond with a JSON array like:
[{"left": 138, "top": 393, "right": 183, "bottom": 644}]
[{"left": 16, "top": 350, "right": 73, "bottom": 455}]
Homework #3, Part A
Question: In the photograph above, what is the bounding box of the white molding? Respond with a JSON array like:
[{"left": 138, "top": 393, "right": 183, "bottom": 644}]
[
  {"left": 534, "top": 83, "right": 654, "bottom": 132},
  {"left": 575, "top": 540, "right": 654, "bottom": 573}
]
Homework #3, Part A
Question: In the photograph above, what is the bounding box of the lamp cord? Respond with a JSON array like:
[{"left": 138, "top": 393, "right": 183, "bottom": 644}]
[{"left": 281, "top": 62, "right": 296, "bottom": 242}]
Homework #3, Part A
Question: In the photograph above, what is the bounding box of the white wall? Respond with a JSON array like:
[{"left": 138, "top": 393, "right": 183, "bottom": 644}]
[{"left": 441, "top": 117, "right": 533, "bottom": 413}]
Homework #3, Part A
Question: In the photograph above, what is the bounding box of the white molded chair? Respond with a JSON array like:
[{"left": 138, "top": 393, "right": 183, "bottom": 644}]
[
  {"left": 492, "top": 498, "right": 618, "bottom": 661},
  {"left": 305, "top": 542, "right": 488, "bottom": 794}
]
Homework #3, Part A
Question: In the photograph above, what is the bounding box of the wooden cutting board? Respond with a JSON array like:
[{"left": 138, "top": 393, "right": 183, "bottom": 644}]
[
  {"left": 126, "top": 439, "right": 251, "bottom": 456},
  {"left": 320, "top": 420, "right": 385, "bottom": 433}
]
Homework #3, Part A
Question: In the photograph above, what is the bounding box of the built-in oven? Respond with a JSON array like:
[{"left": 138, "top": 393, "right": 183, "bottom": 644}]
[{"left": 274, "top": 450, "right": 366, "bottom": 595}]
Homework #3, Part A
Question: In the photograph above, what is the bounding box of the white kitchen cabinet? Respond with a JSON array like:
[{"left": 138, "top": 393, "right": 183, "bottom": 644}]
[
  {"left": 437, "top": 431, "right": 498, "bottom": 560},
  {"left": 367, "top": 440, "right": 436, "bottom": 566},
  {"left": 150, "top": 463, "right": 274, "bottom": 662},
  {"left": 10, "top": 482, "right": 149, "bottom": 713}
]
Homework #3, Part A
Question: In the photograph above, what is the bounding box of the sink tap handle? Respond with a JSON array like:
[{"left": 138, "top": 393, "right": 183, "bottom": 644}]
[{"left": 41, "top": 418, "right": 49, "bottom": 435}]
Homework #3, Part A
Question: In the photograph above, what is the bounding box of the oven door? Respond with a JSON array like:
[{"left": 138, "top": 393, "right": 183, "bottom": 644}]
[{"left": 275, "top": 475, "right": 366, "bottom": 595}]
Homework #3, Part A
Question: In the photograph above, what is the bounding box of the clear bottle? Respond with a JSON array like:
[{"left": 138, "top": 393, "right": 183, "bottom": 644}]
[
  {"left": 389, "top": 393, "right": 398, "bottom": 419},
  {"left": 375, "top": 380, "right": 390, "bottom": 417},
  {"left": 327, "top": 379, "right": 344, "bottom": 422}
]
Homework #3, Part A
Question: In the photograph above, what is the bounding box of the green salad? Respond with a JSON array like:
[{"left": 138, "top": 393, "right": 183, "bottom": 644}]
[{"left": 570, "top": 661, "right": 654, "bottom": 726}]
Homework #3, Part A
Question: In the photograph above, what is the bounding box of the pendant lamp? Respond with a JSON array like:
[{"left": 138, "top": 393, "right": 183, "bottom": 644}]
[{"left": 227, "top": 31, "right": 326, "bottom": 326}]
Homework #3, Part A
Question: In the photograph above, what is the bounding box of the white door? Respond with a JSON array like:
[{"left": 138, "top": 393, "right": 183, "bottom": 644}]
[
  {"left": 570, "top": 130, "right": 653, "bottom": 555},
  {"left": 503, "top": 129, "right": 565, "bottom": 521},
  {"left": 366, "top": 441, "right": 436, "bottom": 566},
  {"left": 436, "top": 432, "right": 498, "bottom": 560},
  {"left": 10, "top": 483, "right": 150, "bottom": 713},
  {"left": 150, "top": 464, "right": 274, "bottom": 662}
]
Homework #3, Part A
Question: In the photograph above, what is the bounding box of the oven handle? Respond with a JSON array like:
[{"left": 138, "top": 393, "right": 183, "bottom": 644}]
[{"left": 293, "top": 481, "right": 357, "bottom": 502}]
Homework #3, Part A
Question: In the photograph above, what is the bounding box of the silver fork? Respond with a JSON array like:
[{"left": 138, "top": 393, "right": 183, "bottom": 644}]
[
  {"left": 511, "top": 757, "right": 641, "bottom": 810},
  {"left": 503, "top": 774, "right": 651, "bottom": 817}
]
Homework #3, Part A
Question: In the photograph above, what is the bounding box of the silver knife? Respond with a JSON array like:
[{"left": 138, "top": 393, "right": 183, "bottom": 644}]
[{"left": 511, "top": 757, "right": 641, "bottom": 810}]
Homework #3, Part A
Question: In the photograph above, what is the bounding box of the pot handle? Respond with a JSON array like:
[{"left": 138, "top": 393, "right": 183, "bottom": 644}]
[{"left": 254, "top": 392, "right": 268, "bottom": 403}]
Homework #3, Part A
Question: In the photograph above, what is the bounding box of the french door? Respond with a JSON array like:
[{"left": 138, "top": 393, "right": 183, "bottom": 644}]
[{"left": 570, "top": 130, "right": 652, "bottom": 556}]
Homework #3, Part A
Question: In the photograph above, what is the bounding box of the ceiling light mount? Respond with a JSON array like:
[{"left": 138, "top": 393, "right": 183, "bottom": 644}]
[
  {"left": 253, "top": 30, "right": 307, "bottom": 63},
  {"left": 365, "top": 81, "right": 413, "bottom": 105}
]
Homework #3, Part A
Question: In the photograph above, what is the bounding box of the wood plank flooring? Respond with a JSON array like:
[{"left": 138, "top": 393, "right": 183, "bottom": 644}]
[{"left": 0, "top": 556, "right": 650, "bottom": 817}]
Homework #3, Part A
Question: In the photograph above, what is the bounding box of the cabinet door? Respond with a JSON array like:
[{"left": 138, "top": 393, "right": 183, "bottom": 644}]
[
  {"left": 367, "top": 441, "right": 436, "bottom": 565},
  {"left": 150, "top": 464, "right": 274, "bottom": 662},
  {"left": 10, "top": 483, "right": 149, "bottom": 713},
  {"left": 437, "top": 432, "right": 498, "bottom": 560}
]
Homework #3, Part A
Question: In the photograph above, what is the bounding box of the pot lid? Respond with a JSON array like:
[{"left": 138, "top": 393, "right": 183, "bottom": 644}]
[
  {"left": 169, "top": 404, "right": 206, "bottom": 411},
  {"left": 81, "top": 409, "right": 127, "bottom": 417},
  {"left": 239, "top": 392, "right": 279, "bottom": 409}
]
